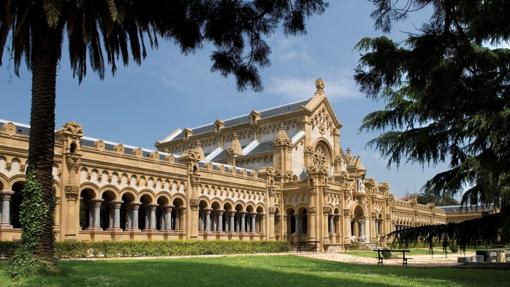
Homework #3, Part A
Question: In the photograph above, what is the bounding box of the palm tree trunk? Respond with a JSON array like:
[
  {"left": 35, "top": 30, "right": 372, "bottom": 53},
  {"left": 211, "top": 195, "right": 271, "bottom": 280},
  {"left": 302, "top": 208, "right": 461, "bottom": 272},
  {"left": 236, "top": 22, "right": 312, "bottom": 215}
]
[{"left": 28, "top": 15, "right": 60, "bottom": 259}]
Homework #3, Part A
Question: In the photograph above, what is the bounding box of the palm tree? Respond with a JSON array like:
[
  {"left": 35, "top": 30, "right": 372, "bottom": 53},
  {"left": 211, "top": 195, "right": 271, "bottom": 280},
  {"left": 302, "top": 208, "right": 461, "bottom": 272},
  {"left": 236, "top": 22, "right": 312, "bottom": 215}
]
[{"left": 0, "top": 0, "right": 326, "bottom": 259}]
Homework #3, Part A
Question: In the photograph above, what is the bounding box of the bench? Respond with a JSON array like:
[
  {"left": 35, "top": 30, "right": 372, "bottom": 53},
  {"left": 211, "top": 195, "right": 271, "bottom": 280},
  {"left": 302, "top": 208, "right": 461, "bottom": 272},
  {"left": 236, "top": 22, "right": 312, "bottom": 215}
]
[
  {"left": 374, "top": 249, "right": 412, "bottom": 266},
  {"left": 296, "top": 241, "right": 320, "bottom": 253}
]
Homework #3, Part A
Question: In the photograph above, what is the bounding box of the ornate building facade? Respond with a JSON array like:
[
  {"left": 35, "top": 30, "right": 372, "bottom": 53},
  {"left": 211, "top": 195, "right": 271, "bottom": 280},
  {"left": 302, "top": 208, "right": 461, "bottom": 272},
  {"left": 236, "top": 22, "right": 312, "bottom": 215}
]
[{"left": 0, "top": 80, "right": 446, "bottom": 250}]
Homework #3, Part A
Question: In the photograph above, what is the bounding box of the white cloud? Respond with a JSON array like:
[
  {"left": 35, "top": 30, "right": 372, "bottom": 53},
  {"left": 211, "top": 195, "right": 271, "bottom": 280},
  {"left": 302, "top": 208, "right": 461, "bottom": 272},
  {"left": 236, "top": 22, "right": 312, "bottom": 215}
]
[
  {"left": 266, "top": 75, "right": 361, "bottom": 100},
  {"left": 272, "top": 36, "right": 316, "bottom": 65}
]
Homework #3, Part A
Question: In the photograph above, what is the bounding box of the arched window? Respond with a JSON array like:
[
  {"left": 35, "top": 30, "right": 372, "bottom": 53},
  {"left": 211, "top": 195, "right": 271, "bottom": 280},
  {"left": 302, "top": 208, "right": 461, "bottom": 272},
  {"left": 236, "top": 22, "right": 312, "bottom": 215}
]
[
  {"left": 79, "top": 189, "right": 96, "bottom": 230},
  {"left": 10, "top": 182, "right": 24, "bottom": 228}
]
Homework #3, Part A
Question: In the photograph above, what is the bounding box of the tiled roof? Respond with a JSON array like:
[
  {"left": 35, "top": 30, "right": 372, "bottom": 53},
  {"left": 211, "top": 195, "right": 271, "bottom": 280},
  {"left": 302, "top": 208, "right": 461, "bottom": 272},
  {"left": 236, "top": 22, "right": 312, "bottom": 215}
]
[{"left": 171, "top": 98, "right": 310, "bottom": 141}]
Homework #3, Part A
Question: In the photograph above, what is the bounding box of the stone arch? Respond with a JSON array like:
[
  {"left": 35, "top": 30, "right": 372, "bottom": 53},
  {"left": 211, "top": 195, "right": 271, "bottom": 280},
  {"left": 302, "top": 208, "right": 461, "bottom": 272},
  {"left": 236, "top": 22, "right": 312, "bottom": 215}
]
[
  {"left": 351, "top": 205, "right": 367, "bottom": 241},
  {"left": 234, "top": 201, "right": 245, "bottom": 211},
  {"left": 99, "top": 185, "right": 120, "bottom": 200},
  {"left": 137, "top": 191, "right": 155, "bottom": 203},
  {"left": 171, "top": 196, "right": 185, "bottom": 231},
  {"left": 79, "top": 183, "right": 100, "bottom": 198},
  {"left": 80, "top": 188, "right": 97, "bottom": 230},
  {"left": 156, "top": 195, "right": 170, "bottom": 231},
  {"left": 0, "top": 174, "right": 8, "bottom": 190},
  {"left": 120, "top": 191, "right": 136, "bottom": 231},
  {"left": 8, "top": 174, "right": 27, "bottom": 190},
  {"left": 138, "top": 193, "right": 154, "bottom": 231},
  {"left": 99, "top": 190, "right": 117, "bottom": 230}
]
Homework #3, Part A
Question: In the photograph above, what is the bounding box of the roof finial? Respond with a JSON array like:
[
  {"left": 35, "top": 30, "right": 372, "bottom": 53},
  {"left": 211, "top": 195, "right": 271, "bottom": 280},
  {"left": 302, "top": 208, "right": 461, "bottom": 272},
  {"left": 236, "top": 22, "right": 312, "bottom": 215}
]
[
  {"left": 279, "top": 122, "right": 285, "bottom": 131},
  {"left": 315, "top": 78, "right": 325, "bottom": 92}
]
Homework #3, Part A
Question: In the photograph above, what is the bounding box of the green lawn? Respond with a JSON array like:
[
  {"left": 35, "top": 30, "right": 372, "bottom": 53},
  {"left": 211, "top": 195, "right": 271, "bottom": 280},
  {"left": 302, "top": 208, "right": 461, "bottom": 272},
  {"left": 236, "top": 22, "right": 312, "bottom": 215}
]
[{"left": 1, "top": 255, "right": 507, "bottom": 287}]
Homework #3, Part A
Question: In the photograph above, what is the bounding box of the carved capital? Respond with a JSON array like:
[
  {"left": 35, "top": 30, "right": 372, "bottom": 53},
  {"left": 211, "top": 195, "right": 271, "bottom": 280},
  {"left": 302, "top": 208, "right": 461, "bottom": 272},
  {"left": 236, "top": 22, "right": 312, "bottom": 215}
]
[
  {"left": 65, "top": 185, "right": 80, "bottom": 201},
  {"left": 268, "top": 207, "right": 276, "bottom": 215},
  {"left": 190, "top": 174, "right": 201, "bottom": 186},
  {"left": 322, "top": 206, "right": 332, "bottom": 214},
  {"left": 189, "top": 198, "right": 199, "bottom": 210},
  {"left": 309, "top": 206, "right": 317, "bottom": 215},
  {"left": 343, "top": 208, "right": 350, "bottom": 216}
]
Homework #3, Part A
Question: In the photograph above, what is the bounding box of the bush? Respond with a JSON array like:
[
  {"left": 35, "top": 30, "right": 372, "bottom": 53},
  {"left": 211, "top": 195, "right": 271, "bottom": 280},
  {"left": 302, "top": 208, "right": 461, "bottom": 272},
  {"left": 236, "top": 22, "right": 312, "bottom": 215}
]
[
  {"left": 1, "top": 240, "right": 290, "bottom": 259},
  {"left": 449, "top": 244, "right": 459, "bottom": 253}
]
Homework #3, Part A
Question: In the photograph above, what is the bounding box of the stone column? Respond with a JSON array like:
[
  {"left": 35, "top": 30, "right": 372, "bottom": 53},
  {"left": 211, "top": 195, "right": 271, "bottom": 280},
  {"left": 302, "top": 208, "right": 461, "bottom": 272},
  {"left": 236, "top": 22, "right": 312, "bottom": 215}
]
[
  {"left": 217, "top": 210, "right": 224, "bottom": 232},
  {"left": 322, "top": 208, "right": 330, "bottom": 243},
  {"left": 165, "top": 205, "right": 173, "bottom": 231},
  {"left": 294, "top": 215, "right": 301, "bottom": 235},
  {"left": 92, "top": 199, "right": 103, "bottom": 230},
  {"left": 260, "top": 214, "right": 266, "bottom": 235},
  {"left": 308, "top": 208, "right": 317, "bottom": 241},
  {"left": 110, "top": 201, "right": 122, "bottom": 230},
  {"left": 240, "top": 212, "right": 246, "bottom": 233},
  {"left": 329, "top": 215, "right": 335, "bottom": 234},
  {"left": 204, "top": 208, "right": 212, "bottom": 232},
  {"left": 344, "top": 209, "right": 351, "bottom": 243},
  {"left": 250, "top": 213, "right": 257, "bottom": 233},
  {"left": 229, "top": 211, "right": 235, "bottom": 232},
  {"left": 359, "top": 219, "right": 365, "bottom": 239},
  {"left": 0, "top": 191, "right": 14, "bottom": 228},
  {"left": 149, "top": 204, "right": 158, "bottom": 230},
  {"left": 130, "top": 203, "right": 141, "bottom": 231}
]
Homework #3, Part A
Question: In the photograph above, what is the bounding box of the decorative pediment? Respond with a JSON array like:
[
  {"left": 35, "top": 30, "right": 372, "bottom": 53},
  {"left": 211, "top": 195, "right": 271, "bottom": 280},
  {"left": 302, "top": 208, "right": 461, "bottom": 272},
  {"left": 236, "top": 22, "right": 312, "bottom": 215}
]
[
  {"left": 249, "top": 110, "right": 261, "bottom": 126},
  {"left": 273, "top": 123, "right": 292, "bottom": 147},
  {"left": 214, "top": 120, "right": 224, "bottom": 133},
  {"left": 0, "top": 122, "right": 16, "bottom": 136}
]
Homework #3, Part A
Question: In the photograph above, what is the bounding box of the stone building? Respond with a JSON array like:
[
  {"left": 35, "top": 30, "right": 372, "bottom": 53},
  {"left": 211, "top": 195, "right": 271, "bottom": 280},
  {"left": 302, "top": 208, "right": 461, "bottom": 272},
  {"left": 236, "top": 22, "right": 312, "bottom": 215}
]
[{"left": 0, "top": 80, "right": 446, "bottom": 250}]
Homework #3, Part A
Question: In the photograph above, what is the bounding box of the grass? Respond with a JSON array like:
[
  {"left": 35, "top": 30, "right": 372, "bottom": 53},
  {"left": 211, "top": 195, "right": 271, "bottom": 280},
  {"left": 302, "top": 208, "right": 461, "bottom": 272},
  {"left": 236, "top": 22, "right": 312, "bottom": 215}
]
[{"left": 1, "top": 255, "right": 507, "bottom": 287}]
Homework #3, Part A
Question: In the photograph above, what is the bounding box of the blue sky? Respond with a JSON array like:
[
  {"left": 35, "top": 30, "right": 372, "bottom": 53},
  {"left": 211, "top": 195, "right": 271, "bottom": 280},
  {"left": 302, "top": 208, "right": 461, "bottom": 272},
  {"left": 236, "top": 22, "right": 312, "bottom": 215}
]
[{"left": 0, "top": 1, "right": 447, "bottom": 198}]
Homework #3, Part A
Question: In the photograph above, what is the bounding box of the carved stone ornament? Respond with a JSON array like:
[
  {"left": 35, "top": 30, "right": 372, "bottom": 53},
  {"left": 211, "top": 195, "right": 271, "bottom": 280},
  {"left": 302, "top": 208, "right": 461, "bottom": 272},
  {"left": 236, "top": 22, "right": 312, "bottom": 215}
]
[
  {"left": 189, "top": 199, "right": 199, "bottom": 210},
  {"left": 322, "top": 206, "right": 332, "bottom": 214},
  {"left": 190, "top": 173, "right": 201, "bottom": 187},
  {"left": 64, "top": 185, "right": 80, "bottom": 200},
  {"left": 315, "top": 78, "right": 325, "bottom": 91},
  {"left": 133, "top": 148, "right": 143, "bottom": 159},
  {"left": 0, "top": 122, "right": 16, "bottom": 136},
  {"left": 343, "top": 208, "right": 350, "bottom": 216},
  {"left": 273, "top": 123, "right": 292, "bottom": 147},
  {"left": 228, "top": 133, "right": 243, "bottom": 156},
  {"left": 268, "top": 207, "right": 276, "bottom": 215},
  {"left": 309, "top": 206, "right": 317, "bottom": 215},
  {"left": 95, "top": 140, "right": 105, "bottom": 152},
  {"left": 62, "top": 121, "right": 84, "bottom": 137}
]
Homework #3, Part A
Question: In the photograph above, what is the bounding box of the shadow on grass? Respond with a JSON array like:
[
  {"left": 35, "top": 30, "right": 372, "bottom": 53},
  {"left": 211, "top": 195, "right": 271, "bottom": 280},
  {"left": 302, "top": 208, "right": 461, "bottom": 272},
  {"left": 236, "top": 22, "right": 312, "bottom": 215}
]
[{"left": 7, "top": 255, "right": 510, "bottom": 287}]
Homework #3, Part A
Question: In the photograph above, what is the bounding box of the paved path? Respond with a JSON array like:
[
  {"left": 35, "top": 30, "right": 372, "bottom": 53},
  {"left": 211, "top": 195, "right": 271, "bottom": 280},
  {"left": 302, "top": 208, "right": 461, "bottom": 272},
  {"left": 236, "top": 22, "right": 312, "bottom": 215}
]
[{"left": 298, "top": 252, "right": 476, "bottom": 267}]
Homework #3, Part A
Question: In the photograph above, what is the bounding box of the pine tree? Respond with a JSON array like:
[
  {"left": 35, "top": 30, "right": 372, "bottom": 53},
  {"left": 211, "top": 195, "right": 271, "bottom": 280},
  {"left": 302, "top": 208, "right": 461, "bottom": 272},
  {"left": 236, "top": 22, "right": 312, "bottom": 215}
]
[{"left": 356, "top": 0, "right": 510, "bottom": 246}]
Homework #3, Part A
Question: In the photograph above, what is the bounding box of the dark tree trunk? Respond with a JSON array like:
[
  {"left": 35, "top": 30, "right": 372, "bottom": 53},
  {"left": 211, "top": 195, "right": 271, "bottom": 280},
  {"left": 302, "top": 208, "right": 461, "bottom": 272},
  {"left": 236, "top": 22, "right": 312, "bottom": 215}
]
[{"left": 28, "top": 13, "right": 60, "bottom": 259}]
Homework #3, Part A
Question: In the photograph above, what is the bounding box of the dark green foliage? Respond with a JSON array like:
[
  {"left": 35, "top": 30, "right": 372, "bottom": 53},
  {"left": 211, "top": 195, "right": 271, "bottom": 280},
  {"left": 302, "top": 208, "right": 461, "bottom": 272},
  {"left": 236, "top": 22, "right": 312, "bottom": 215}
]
[
  {"left": 6, "top": 172, "right": 54, "bottom": 277},
  {"left": 391, "top": 213, "right": 507, "bottom": 250},
  {"left": 0, "top": 240, "right": 290, "bottom": 259},
  {"left": 357, "top": 0, "right": 510, "bottom": 245},
  {"left": 0, "top": 0, "right": 327, "bottom": 91}
]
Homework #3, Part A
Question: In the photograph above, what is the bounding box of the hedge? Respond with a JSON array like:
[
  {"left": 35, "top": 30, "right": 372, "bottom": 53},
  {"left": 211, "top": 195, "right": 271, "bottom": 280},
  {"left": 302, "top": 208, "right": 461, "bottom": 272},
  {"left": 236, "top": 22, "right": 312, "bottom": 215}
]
[{"left": 1, "top": 240, "right": 290, "bottom": 258}]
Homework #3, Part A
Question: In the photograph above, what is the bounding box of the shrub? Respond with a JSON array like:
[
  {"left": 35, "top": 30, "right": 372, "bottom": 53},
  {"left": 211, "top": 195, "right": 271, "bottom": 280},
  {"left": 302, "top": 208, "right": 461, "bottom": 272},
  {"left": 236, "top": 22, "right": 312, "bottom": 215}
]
[{"left": 1, "top": 240, "right": 290, "bottom": 259}]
